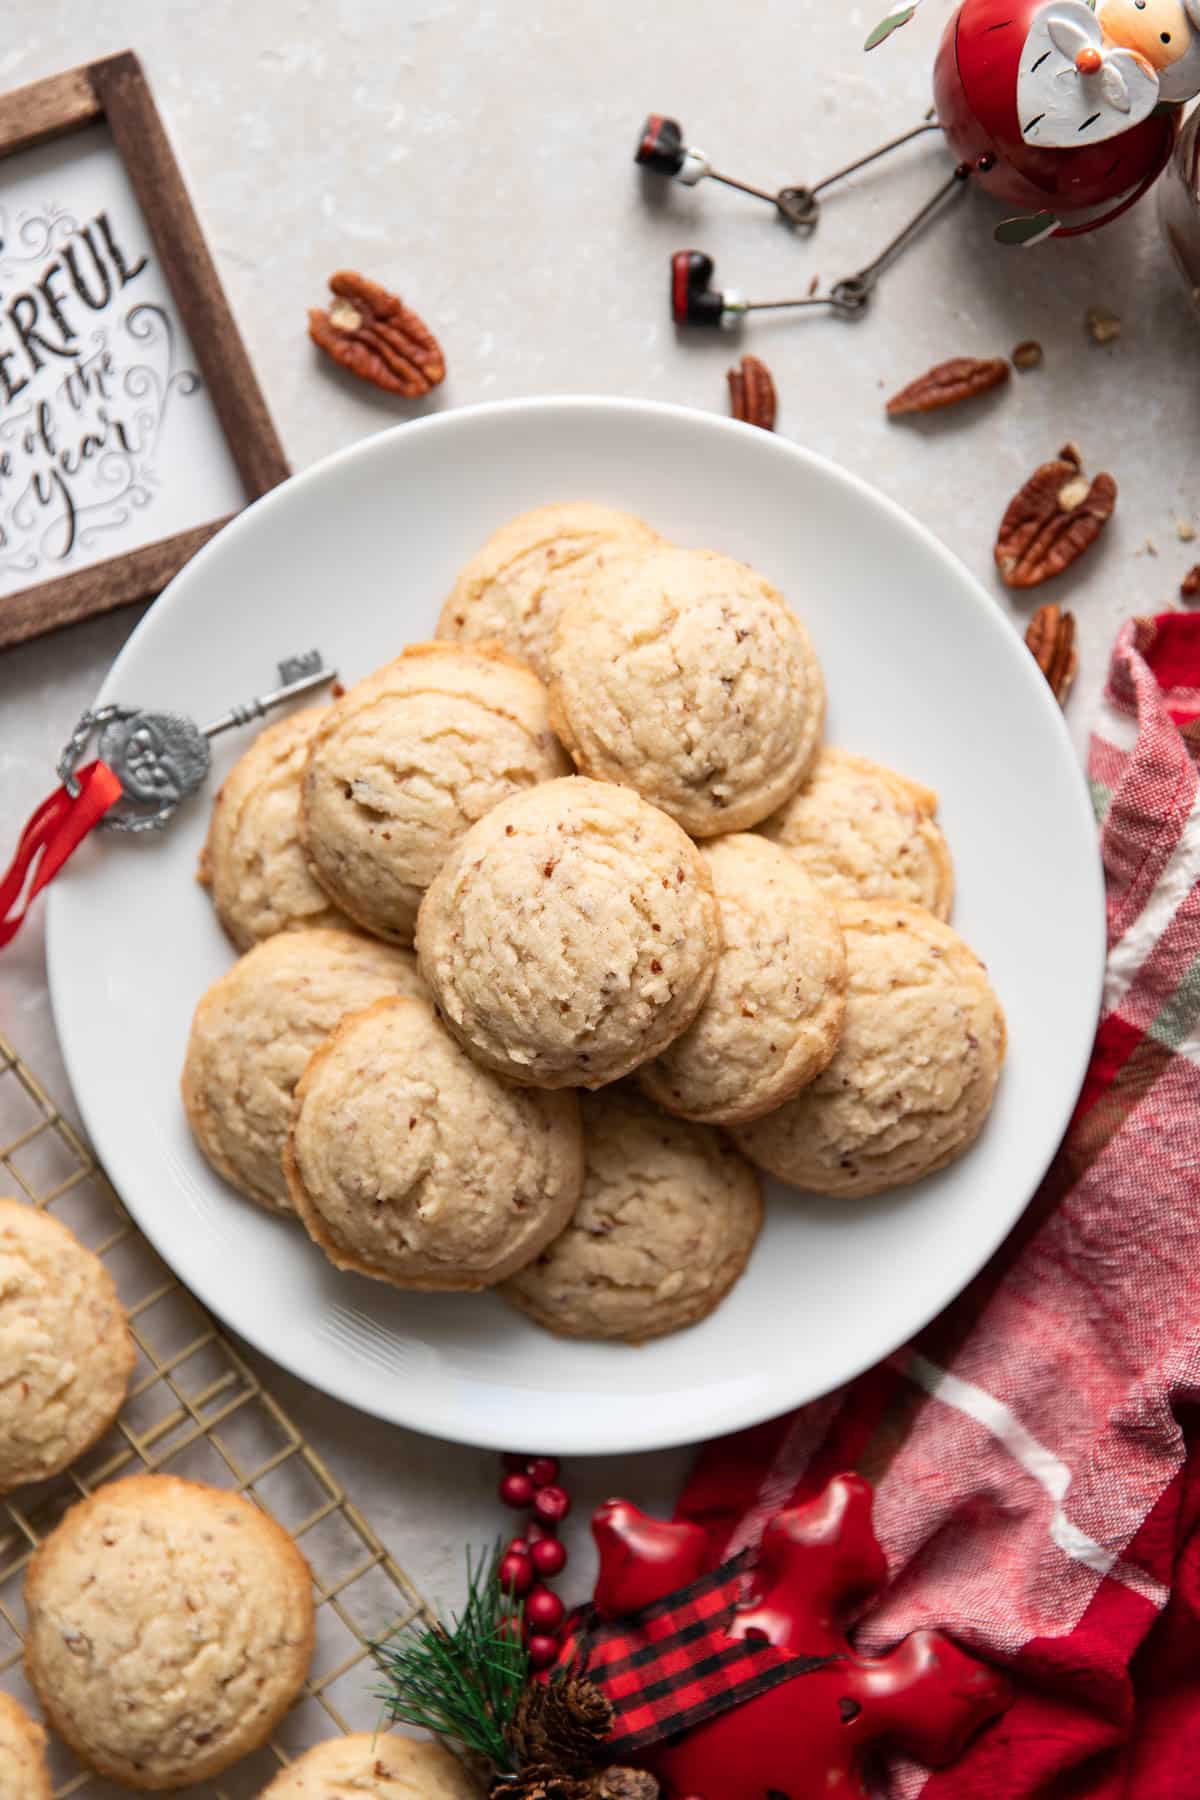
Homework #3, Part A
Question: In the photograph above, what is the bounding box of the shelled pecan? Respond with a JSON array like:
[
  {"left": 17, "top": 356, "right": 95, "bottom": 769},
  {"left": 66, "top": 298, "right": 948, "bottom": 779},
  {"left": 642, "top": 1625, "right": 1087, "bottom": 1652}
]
[
  {"left": 309, "top": 271, "right": 445, "bottom": 396},
  {"left": 727, "top": 355, "right": 777, "bottom": 430},
  {"left": 1025, "top": 603, "right": 1078, "bottom": 703},
  {"left": 885, "top": 355, "right": 1009, "bottom": 417},
  {"left": 994, "top": 448, "right": 1116, "bottom": 588},
  {"left": 1182, "top": 565, "right": 1200, "bottom": 599}
]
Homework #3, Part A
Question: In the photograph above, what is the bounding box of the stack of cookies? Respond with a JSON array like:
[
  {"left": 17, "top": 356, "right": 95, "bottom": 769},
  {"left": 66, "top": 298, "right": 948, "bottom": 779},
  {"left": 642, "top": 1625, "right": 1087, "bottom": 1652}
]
[{"left": 183, "top": 502, "right": 1006, "bottom": 1346}]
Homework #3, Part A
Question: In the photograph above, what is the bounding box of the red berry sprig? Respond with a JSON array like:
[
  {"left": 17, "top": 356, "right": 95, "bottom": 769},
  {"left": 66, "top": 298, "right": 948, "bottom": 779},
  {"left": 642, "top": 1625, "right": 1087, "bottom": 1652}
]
[{"left": 499, "top": 1452, "right": 570, "bottom": 1671}]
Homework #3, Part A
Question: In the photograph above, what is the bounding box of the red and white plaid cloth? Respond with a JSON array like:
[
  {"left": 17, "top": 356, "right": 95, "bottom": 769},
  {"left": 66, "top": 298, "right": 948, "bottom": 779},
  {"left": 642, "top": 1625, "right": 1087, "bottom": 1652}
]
[{"left": 675, "top": 612, "right": 1200, "bottom": 1799}]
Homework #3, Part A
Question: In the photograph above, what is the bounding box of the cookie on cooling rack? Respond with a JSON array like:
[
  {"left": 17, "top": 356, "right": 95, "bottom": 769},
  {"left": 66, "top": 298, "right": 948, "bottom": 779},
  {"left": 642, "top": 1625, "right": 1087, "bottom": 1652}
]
[
  {"left": 299, "top": 642, "right": 571, "bottom": 946},
  {"left": 198, "top": 705, "right": 346, "bottom": 951},
  {"left": 436, "top": 501, "right": 660, "bottom": 679},
  {"left": 503, "top": 1089, "right": 762, "bottom": 1343},
  {"left": 546, "top": 544, "right": 825, "bottom": 835},
  {"left": 733, "top": 902, "right": 1006, "bottom": 1199},
  {"left": 182, "top": 927, "right": 426, "bottom": 1214},
  {"left": 286, "top": 996, "right": 583, "bottom": 1289},
  {"left": 415, "top": 777, "right": 721, "bottom": 1089},
  {"left": 0, "top": 1691, "right": 52, "bottom": 1800},
  {"left": 0, "top": 1199, "right": 133, "bottom": 1495},
  {"left": 25, "top": 1473, "right": 314, "bottom": 1792},
  {"left": 639, "top": 833, "right": 847, "bottom": 1126},
  {"left": 759, "top": 746, "right": 954, "bottom": 920},
  {"left": 258, "top": 1731, "right": 482, "bottom": 1797}
]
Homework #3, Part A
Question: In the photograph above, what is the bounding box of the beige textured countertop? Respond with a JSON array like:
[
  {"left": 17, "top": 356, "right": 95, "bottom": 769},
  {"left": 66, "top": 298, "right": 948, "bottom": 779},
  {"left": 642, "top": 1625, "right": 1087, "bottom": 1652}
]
[{"left": 1, "top": 0, "right": 1195, "bottom": 1617}]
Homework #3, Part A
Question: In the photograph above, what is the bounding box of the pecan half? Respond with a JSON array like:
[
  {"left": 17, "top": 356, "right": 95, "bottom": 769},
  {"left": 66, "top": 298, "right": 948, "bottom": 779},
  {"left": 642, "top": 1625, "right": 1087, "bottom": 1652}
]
[
  {"left": 886, "top": 355, "right": 1009, "bottom": 417},
  {"left": 1182, "top": 565, "right": 1200, "bottom": 599},
  {"left": 728, "top": 355, "right": 776, "bottom": 431},
  {"left": 1025, "top": 603, "right": 1078, "bottom": 704},
  {"left": 994, "top": 453, "right": 1117, "bottom": 589},
  {"left": 309, "top": 271, "right": 445, "bottom": 396}
]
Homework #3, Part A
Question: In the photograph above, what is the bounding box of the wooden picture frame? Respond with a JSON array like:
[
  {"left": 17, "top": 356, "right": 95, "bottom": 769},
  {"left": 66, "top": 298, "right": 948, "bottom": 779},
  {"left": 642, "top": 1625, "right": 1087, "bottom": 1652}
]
[{"left": 0, "top": 51, "right": 290, "bottom": 649}]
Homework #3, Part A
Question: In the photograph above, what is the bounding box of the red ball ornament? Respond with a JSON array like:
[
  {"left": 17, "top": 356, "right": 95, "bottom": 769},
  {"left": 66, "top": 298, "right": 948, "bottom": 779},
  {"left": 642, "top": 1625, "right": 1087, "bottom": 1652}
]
[
  {"left": 499, "top": 1471, "right": 536, "bottom": 1510},
  {"left": 532, "top": 1483, "right": 571, "bottom": 1525},
  {"left": 498, "top": 1550, "right": 533, "bottom": 1597},
  {"left": 527, "top": 1633, "right": 560, "bottom": 1671},
  {"left": 527, "top": 1455, "right": 560, "bottom": 1488},
  {"left": 531, "top": 1536, "right": 567, "bottom": 1577},
  {"left": 506, "top": 1536, "right": 531, "bottom": 1558},
  {"left": 525, "top": 1584, "right": 566, "bottom": 1632},
  {"left": 933, "top": 0, "right": 1178, "bottom": 229},
  {"left": 559, "top": 1473, "right": 1010, "bottom": 1800}
]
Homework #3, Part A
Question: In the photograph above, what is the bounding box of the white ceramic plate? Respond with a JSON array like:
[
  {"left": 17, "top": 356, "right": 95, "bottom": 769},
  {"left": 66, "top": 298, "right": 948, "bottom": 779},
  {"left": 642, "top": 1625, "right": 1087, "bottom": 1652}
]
[{"left": 47, "top": 398, "right": 1105, "bottom": 1456}]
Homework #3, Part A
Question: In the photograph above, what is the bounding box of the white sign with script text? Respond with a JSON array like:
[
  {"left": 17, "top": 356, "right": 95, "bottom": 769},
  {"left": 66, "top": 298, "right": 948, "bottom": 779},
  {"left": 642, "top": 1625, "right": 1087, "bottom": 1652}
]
[{"left": 0, "top": 122, "right": 246, "bottom": 599}]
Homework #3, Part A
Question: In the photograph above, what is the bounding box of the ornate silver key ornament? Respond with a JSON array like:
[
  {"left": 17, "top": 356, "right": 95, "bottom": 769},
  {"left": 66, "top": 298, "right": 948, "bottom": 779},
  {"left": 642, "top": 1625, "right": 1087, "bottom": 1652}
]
[
  {"left": 57, "top": 651, "right": 337, "bottom": 833},
  {"left": 0, "top": 651, "right": 338, "bottom": 945}
]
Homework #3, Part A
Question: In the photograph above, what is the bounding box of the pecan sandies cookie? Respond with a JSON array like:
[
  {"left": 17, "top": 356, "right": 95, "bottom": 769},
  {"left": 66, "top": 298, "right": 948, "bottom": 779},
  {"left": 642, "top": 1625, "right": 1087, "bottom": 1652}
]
[
  {"left": 25, "top": 1475, "right": 314, "bottom": 1790},
  {"left": 437, "top": 502, "right": 659, "bottom": 679},
  {"left": 734, "top": 903, "right": 1005, "bottom": 1198},
  {"left": 300, "top": 643, "right": 569, "bottom": 945},
  {"left": 503, "top": 1089, "right": 762, "bottom": 1342},
  {"left": 640, "top": 833, "right": 847, "bottom": 1126},
  {"left": 547, "top": 544, "right": 825, "bottom": 836},
  {"left": 759, "top": 747, "right": 953, "bottom": 920},
  {"left": 416, "top": 778, "right": 721, "bottom": 1089}
]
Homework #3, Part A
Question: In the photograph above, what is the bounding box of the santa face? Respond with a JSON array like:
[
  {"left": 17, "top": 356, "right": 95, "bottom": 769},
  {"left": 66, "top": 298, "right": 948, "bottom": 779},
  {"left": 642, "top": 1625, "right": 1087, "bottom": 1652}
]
[{"left": 1098, "top": 0, "right": 1193, "bottom": 69}]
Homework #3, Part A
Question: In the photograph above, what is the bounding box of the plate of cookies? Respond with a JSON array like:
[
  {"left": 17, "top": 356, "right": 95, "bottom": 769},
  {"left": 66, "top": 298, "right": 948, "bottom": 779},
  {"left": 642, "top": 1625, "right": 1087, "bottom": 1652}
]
[{"left": 47, "top": 396, "right": 1105, "bottom": 1454}]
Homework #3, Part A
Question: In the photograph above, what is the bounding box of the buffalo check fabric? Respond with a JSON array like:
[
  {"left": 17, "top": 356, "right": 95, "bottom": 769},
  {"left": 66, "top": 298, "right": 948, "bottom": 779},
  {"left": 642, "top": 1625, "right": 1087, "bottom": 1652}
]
[
  {"left": 674, "top": 613, "right": 1200, "bottom": 1799},
  {"left": 561, "top": 1553, "right": 831, "bottom": 1757}
]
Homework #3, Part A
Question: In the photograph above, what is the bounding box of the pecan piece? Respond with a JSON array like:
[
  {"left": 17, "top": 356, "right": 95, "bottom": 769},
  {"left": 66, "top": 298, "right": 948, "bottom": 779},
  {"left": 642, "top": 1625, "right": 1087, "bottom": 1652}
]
[
  {"left": 1025, "top": 603, "right": 1077, "bottom": 704},
  {"left": 994, "top": 453, "right": 1117, "bottom": 589},
  {"left": 886, "top": 355, "right": 1009, "bottom": 417},
  {"left": 727, "top": 354, "right": 777, "bottom": 431},
  {"left": 1086, "top": 304, "right": 1121, "bottom": 345},
  {"left": 309, "top": 271, "right": 445, "bottom": 396},
  {"left": 1182, "top": 565, "right": 1200, "bottom": 600}
]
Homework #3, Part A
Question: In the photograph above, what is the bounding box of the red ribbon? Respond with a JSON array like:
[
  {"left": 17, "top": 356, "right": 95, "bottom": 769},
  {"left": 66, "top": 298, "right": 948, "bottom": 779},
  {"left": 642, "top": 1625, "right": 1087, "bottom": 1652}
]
[{"left": 0, "top": 761, "right": 123, "bottom": 947}]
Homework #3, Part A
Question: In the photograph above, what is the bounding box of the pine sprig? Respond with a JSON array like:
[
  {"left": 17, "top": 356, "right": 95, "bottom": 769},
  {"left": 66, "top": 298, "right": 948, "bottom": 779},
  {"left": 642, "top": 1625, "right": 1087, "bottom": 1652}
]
[{"left": 371, "top": 1542, "right": 529, "bottom": 1772}]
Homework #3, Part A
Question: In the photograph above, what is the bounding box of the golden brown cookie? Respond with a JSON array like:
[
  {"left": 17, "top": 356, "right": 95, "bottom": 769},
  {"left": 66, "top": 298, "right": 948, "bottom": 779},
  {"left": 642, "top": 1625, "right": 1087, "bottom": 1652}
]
[
  {"left": 733, "top": 903, "right": 1006, "bottom": 1198},
  {"left": 503, "top": 1089, "right": 762, "bottom": 1342},
  {"left": 286, "top": 997, "right": 583, "bottom": 1289},
  {"left": 257, "top": 1731, "right": 482, "bottom": 1797},
  {"left": 25, "top": 1474, "right": 314, "bottom": 1791},
  {"left": 0, "top": 1692, "right": 52, "bottom": 1799},
  {"left": 0, "top": 1200, "right": 133, "bottom": 1494},
  {"left": 759, "top": 747, "right": 954, "bottom": 919},
  {"left": 639, "top": 834, "right": 846, "bottom": 1125},
  {"left": 182, "top": 928, "right": 425, "bottom": 1214},
  {"left": 546, "top": 544, "right": 825, "bottom": 835},
  {"left": 198, "top": 706, "right": 345, "bottom": 951},
  {"left": 299, "top": 643, "right": 570, "bottom": 946},
  {"left": 415, "top": 777, "right": 721, "bottom": 1089},
  {"left": 436, "top": 501, "right": 660, "bottom": 679}
]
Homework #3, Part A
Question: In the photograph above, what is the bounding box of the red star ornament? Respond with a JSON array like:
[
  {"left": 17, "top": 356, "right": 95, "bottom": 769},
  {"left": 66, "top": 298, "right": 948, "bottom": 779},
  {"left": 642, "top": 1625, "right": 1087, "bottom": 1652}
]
[{"left": 578, "top": 1472, "right": 1010, "bottom": 1800}]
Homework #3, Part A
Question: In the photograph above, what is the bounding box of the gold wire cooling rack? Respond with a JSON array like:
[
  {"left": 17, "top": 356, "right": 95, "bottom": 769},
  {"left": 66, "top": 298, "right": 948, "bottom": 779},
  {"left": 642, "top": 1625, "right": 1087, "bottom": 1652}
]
[{"left": 0, "top": 1032, "right": 434, "bottom": 1799}]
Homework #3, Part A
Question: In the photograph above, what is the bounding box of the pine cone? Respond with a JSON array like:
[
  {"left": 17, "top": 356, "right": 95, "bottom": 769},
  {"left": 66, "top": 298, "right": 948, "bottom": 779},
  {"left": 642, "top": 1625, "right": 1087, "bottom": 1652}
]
[
  {"left": 590, "top": 1769, "right": 661, "bottom": 1800},
  {"left": 507, "top": 1676, "right": 614, "bottom": 1777},
  {"left": 491, "top": 1766, "right": 594, "bottom": 1800}
]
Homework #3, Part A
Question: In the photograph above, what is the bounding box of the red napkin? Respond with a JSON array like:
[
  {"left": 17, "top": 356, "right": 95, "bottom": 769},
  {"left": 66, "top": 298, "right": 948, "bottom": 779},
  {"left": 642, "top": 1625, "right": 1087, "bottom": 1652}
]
[{"left": 676, "top": 612, "right": 1200, "bottom": 1798}]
